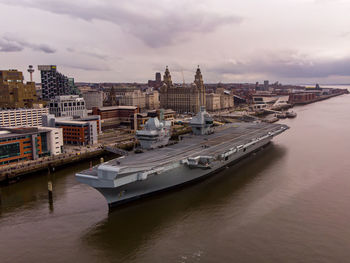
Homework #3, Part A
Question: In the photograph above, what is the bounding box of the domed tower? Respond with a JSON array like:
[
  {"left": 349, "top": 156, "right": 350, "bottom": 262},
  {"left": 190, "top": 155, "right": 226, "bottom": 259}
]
[
  {"left": 163, "top": 66, "right": 172, "bottom": 87},
  {"left": 194, "top": 66, "right": 206, "bottom": 110}
]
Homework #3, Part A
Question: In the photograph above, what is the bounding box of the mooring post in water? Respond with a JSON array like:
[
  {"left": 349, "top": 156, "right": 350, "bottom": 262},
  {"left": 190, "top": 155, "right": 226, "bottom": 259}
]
[
  {"left": 100, "top": 157, "right": 104, "bottom": 163},
  {"left": 48, "top": 180, "right": 53, "bottom": 201},
  {"left": 47, "top": 165, "right": 54, "bottom": 212}
]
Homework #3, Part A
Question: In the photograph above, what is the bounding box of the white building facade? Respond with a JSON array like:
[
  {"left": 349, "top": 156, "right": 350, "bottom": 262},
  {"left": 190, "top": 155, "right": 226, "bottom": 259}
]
[
  {"left": 49, "top": 95, "right": 87, "bottom": 118},
  {"left": 41, "top": 127, "right": 64, "bottom": 156},
  {"left": 0, "top": 108, "right": 49, "bottom": 127}
]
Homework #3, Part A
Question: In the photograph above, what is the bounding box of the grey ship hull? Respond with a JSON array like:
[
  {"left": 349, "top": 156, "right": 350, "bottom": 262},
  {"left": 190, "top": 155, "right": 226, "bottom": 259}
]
[
  {"left": 96, "top": 135, "right": 272, "bottom": 207},
  {"left": 76, "top": 122, "right": 288, "bottom": 208}
]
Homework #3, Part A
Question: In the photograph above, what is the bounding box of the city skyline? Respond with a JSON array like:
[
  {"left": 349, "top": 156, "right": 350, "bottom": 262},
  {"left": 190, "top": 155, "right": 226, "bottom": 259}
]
[{"left": 0, "top": 0, "right": 350, "bottom": 84}]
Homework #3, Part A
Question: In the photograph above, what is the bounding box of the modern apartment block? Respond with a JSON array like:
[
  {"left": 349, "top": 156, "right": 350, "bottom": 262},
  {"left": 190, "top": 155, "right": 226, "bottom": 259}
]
[
  {"left": 49, "top": 95, "right": 87, "bottom": 117},
  {"left": 0, "top": 69, "right": 38, "bottom": 108},
  {"left": 38, "top": 65, "right": 70, "bottom": 100},
  {"left": 0, "top": 108, "right": 49, "bottom": 128},
  {"left": 0, "top": 127, "right": 63, "bottom": 166}
]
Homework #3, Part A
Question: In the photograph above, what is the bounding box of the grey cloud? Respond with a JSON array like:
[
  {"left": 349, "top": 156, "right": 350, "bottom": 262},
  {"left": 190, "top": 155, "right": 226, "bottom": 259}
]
[
  {"left": 2, "top": 0, "right": 243, "bottom": 48},
  {"left": 66, "top": 47, "right": 107, "bottom": 60},
  {"left": 0, "top": 38, "right": 23, "bottom": 52},
  {"left": 0, "top": 35, "right": 55, "bottom": 53},
  {"left": 63, "top": 63, "right": 111, "bottom": 71},
  {"left": 210, "top": 55, "right": 350, "bottom": 79}
]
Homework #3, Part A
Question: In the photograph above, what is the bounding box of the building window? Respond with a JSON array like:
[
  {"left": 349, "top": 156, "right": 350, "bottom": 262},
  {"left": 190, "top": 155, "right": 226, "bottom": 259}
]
[{"left": 0, "top": 143, "right": 20, "bottom": 159}]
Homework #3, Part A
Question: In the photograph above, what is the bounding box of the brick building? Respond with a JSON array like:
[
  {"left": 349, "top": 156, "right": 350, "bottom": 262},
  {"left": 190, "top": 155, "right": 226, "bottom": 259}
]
[
  {"left": 289, "top": 92, "right": 317, "bottom": 105},
  {"left": 42, "top": 114, "right": 100, "bottom": 145},
  {"left": 92, "top": 105, "right": 138, "bottom": 120}
]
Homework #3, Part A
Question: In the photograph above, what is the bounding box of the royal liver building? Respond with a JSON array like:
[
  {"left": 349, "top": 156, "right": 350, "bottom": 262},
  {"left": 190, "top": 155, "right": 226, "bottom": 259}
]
[{"left": 159, "top": 66, "right": 206, "bottom": 113}]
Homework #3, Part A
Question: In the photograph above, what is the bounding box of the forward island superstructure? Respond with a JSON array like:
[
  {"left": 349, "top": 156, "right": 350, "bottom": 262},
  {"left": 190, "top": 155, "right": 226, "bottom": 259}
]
[{"left": 76, "top": 107, "right": 289, "bottom": 207}]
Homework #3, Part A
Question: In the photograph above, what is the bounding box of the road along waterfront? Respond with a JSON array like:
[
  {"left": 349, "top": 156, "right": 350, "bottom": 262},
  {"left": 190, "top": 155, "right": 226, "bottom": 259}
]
[{"left": 1, "top": 93, "right": 350, "bottom": 262}]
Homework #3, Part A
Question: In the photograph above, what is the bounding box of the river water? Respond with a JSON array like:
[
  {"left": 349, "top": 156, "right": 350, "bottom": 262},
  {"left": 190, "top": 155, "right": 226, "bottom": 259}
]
[{"left": 1, "top": 93, "right": 350, "bottom": 263}]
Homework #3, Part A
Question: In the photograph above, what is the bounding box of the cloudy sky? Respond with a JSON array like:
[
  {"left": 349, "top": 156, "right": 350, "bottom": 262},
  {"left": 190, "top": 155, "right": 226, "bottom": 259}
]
[{"left": 0, "top": 0, "right": 350, "bottom": 84}]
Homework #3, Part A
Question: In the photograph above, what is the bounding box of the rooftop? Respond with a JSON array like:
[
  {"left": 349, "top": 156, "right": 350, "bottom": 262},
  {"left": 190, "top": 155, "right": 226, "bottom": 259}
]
[
  {"left": 0, "top": 127, "right": 52, "bottom": 139},
  {"left": 97, "top": 106, "right": 137, "bottom": 111}
]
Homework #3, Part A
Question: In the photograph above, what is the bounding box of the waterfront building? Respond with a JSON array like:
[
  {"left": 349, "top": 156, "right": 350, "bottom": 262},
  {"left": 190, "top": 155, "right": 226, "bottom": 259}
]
[
  {"left": 49, "top": 95, "right": 87, "bottom": 117},
  {"left": 38, "top": 65, "right": 70, "bottom": 100},
  {"left": 0, "top": 127, "right": 63, "bottom": 166},
  {"left": 251, "top": 94, "right": 290, "bottom": 111},
  {"left": 215, "top": 88, "right": 234, "bottom": 110},
  {"left": 42, "top": 114, "right": 100, "bottom": 145},
  {"left": 82, "top": 91, "right": 104, "bottom": 110},
  {"left": 205, "top": 86, "right": 234, "bottom": 112},
  {"left": 289, "top": 92, "right": 317, "bottom": 105},
  {"left": 55, "top": 120, "right": 97, "bottom": 146},
  {"left": 159, "top": 66, "right": 206, "bottom": 114},
  {"left": 0, "top": 69, "right": 38, "bottom": 108},
  {"left": 0, "top": 108, "right": 49, "bottom": 128},
  {"left": 206, "top": 93, "right": 221, "bottom": 111}
]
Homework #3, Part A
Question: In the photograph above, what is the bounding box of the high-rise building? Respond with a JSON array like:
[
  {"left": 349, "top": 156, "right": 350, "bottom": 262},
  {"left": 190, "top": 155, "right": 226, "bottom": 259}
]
[
  {"left": 155, "top": 72, "right": 161, "bottom": 83},
  {"left": 38, "top": 65, "right": 70, "bottom": 100},
  {"left": 264, "top": 80, "right": 269, "bottom": 91},
  {"left": 159, "top": 66, "right": 206, "bottom": 113},
  {"left": 0, "top": 69, "right": 38, "bottom": 108},
  {"left": 68, "top": 78, "right": 80, "bottom": 95}
]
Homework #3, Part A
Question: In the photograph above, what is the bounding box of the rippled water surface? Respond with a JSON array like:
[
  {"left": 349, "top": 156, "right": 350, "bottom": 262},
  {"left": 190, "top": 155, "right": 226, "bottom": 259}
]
[{"left": 1, "top": 94, "right": 350, "bottom": 263}]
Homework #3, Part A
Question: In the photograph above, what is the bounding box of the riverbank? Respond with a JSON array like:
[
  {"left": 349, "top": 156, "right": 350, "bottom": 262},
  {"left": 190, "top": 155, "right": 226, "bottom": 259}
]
[
  {"left": 292, "top": 91, "right": 348, "bottom": 105},
  {"left": 0, "top": 148, "right": 107, "bottom": 184}
]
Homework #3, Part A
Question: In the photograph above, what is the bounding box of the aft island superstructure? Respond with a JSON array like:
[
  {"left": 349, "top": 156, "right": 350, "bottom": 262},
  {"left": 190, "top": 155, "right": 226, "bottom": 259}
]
[{"left": 76, "top": 107, "right": 288, "bottom": 207}]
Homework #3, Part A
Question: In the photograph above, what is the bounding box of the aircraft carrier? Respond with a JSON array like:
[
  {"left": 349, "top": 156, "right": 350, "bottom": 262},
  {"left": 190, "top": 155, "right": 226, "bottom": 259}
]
[{"left": 76, "top": 108, "right": 289, "bottom": 208}]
